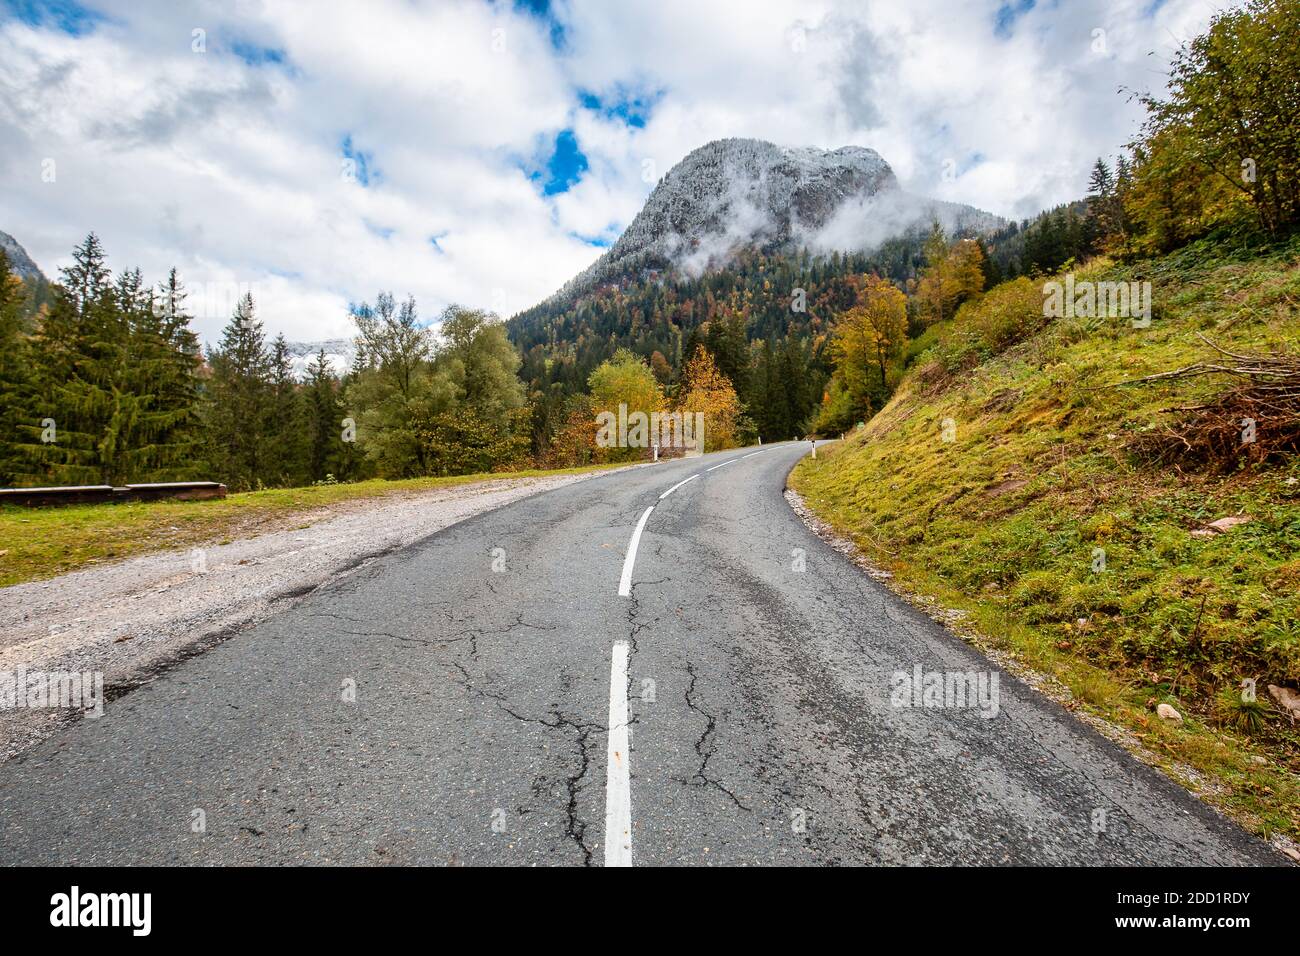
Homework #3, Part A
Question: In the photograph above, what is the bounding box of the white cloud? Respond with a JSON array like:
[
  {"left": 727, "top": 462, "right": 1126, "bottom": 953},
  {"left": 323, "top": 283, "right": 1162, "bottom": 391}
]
[{"left": 0, "top": 0, "right": 1234, "bottom": 344}]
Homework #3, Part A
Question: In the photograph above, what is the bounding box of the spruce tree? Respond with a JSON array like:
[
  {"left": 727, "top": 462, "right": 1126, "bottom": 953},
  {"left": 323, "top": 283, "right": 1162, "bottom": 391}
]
[
  {"left": 780, "top": 335, "right": 812, "bottom": 437},
  {"left": 0, "top": 251, "right": 29, "bottom": 486},
  {"left": 304, "top": 347, "right": 343, "bottom": 483},
  {"left": 265, "top": 333, "right": 304, "bottom": 486},
  {"left": 19, "top": 233, "right": 128, "bottom": 485},
  {"left": 206, "top": 292, "right": 272, "bottom": 490},
  {"left": 154, "top": 269, "right": 204, "bottom": 470},
  {"left": 1087, "top": 158, "right": 1115, "bottom": 200}
]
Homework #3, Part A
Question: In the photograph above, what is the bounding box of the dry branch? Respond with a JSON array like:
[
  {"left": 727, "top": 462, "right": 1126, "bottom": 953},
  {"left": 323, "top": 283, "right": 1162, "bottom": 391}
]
[{"left": 1114, "top": 336, "right": 1300, "bottom": 471}]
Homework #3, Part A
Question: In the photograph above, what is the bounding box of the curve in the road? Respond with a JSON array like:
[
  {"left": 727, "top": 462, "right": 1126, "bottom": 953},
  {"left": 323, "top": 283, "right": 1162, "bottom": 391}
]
[{"left": 0, "top": 440, "right": 1280, "bottom": 866}]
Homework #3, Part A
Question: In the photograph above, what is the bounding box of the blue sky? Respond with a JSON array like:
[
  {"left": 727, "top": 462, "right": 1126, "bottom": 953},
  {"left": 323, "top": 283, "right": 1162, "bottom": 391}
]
[
  {"left": 0, "top": 0, "right": 1227, "bottom": 343},
  {"left": 3, "top": 0, "right": 105, "bottom": 34}
]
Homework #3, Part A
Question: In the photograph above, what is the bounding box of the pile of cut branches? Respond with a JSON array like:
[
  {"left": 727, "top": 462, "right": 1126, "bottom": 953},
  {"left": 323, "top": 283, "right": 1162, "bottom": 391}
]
[{"left": 1117, "top": 335, "right": 1300, "bottom": 471}]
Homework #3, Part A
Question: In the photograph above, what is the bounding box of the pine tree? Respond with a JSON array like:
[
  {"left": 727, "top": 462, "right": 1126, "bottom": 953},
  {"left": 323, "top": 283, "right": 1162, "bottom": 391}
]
[
  {"left": 0, "top": 251, "right": 29, "bottom": 486},
  {"left": 780, "top": 335, "right": 814, "bottom": 437},
  {"left": 155, "top": 269, "right": 204, "bottom": 455},
  {"left": 264, "top": 334, "right": 304, "bottom": 486},
  {"left": 703, "top": 312, "right": 750, "bottom": 401},
  {"left": 19, "top": 234, "right": 131, "bottom": 484},
  {"left": 206, "top": 293, "right": 272, "bottom": 490},
  {"left": 1086, "top": 158, "right": 1119, "bottom": 250},
  {"left": 61, "top": 232, "right": 111, "bottom": 317},
  {"left": 303, "top": 348, "right": 343, "bottom": 483},
  {"left": 1087, "top": 158, "right": 1115, "bottom": 200}
]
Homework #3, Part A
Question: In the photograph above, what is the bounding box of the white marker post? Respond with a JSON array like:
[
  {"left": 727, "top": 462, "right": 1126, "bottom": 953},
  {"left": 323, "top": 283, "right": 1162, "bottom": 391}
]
[{"left": 811, "top": 439, "right": 817, "bottom": 460}]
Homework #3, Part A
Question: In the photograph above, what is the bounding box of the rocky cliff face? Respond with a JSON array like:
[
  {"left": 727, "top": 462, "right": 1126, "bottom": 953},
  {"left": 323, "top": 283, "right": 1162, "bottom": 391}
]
[
  {"left": 549, "top": 138, "right": 1002, "bottom": 303},
  {"left": 0, "top": 230, "right": 44, "bottom": 281}
]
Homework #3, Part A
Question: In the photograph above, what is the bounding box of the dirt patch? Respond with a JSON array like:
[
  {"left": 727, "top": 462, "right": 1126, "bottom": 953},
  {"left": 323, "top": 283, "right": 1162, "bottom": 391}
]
[{"left": 986, "top": 478, "right": 1028, "bottom": 496}]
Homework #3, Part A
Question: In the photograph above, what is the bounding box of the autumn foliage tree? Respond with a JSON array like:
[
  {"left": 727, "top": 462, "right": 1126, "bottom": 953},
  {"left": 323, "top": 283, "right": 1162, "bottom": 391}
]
[
  {"left": 1133, "top": 0, "right": 1299, "bottom": 240},
  {"left": 841, "top": 275, "right": 909, "bottom": 390},
  {"left": 675, "top": 346, "right": 742, "bottom": 451},
  {"left": 587, "top": 349, "right": 664, "bottom": 461},
  {"left": 1112, "top": 0, "right": 1299, "bottom": 255},
  {"left": 915, "top": 229, "right": 986, "bottom": 327},
  {"left": 817, "top": 274, "right": 909, "bottom": 433}
]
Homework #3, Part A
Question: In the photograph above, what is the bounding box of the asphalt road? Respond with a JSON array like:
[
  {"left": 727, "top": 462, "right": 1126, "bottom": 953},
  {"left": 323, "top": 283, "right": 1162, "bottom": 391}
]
[{"left": 0, "top": 441, "right": 1279, "bottom": 865}]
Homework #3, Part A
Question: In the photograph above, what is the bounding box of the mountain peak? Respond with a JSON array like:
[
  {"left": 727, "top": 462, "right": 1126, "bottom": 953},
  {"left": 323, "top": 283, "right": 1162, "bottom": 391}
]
[{"left": 548, "top": 138, "right": 999, "bottom": 306}]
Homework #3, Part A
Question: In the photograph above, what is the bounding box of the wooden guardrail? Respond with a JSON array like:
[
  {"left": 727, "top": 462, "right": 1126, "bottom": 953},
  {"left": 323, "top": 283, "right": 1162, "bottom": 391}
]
[{"left": 0, "top": 482, "right": 228, "bottom": 508}]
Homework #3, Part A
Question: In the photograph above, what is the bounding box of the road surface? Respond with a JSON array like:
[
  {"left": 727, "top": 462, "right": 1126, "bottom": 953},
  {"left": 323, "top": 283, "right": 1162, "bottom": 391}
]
[{"left": 0, "top": 442, "right": 1278, "bottom": 865}]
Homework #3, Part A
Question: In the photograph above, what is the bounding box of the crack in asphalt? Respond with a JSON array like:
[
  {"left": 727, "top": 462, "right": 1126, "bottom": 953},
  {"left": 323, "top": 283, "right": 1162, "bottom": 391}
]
[
  {"left": 681, "top": 661, "right": 751, "bottom": 812},
  {"left": 444, "top": 659, "right": 604, "bottom": 865}
]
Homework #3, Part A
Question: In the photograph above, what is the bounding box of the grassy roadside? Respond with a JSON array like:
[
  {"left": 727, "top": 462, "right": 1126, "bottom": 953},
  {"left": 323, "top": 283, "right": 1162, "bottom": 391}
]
[
  {"left": 0, "top": 462, "right": 627, "bottom": 589},
  {"left": 791, "top": 238, "right": 1300, "bottom": 845}
]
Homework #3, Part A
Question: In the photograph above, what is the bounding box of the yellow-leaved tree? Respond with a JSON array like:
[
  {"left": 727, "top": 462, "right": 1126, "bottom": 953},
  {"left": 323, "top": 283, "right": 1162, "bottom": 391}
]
[
  {"left": 835, "top": 274, "right": 908, "bottom": 396},
  {"left": 915, "top": 232, "right": 986, "bottom": 326},
  {"left": 587, "top": 349, "right": 665, "bottom": 461},
  {"left": 676, "top": 347, "right": 742, "bottom": 452}
]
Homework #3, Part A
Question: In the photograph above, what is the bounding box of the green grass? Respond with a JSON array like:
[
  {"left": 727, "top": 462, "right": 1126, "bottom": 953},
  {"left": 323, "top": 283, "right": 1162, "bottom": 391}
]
[
  {"left": 792, "top": 238, "right": 1300, "bottom": 840},
  {"left": 0, "top": 463, "right": 624, "bottom": 589}
]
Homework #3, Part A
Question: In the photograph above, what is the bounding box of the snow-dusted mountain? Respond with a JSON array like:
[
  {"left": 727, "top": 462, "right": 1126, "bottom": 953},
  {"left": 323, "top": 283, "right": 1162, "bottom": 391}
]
[
  {"left": 282, "top": 338, "right": 354, "bottom": 379},
  {"left": 548, "top": 138, "right": 1003, "bottom": 303},
  {"left": 0, "top": 230, "right": 44, "bottom": 281}
]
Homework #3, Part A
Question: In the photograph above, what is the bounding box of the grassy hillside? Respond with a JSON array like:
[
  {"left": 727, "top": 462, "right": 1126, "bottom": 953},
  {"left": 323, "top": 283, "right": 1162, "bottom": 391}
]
[
  {"left": 0, "top": 463, "right": 624, "bottom": 589},
  {"left": 792, "top": 236, "right": 1300, "bottom": 842}
]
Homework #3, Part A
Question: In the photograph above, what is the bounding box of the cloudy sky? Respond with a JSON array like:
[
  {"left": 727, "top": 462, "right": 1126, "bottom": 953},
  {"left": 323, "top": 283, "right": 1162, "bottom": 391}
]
[{"left": 0, "top": 0, "right": 1227, "bottom": 344}]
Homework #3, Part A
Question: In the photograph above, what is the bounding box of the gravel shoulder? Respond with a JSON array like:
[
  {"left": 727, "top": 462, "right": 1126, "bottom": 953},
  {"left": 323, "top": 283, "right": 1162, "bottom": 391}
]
[{"left": 0, "top": 467, "right": 636, "bottom": 763}]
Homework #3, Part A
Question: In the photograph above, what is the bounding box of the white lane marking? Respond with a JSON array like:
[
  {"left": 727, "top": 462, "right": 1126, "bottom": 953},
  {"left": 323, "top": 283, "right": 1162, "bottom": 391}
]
[
  {"left": 618, "top": 506, "right": 654, "bottom": 597},
  {"left": 740, "top": 449, "right": 766, "bottom": 459},
  {"left": 705, "top": 458, "right": 737, "bottom": 472},
  {"left": 603, "top": 640, "right": 633, "bottom": 867},
  {"left": 658, "top": 474, "right": 699, "bottom": 500}
]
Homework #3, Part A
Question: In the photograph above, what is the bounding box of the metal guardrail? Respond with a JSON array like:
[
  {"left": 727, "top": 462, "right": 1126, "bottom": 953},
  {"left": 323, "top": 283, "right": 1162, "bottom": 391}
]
[{"left": 0, "top": 482, "right": 228, "bottom": 507}]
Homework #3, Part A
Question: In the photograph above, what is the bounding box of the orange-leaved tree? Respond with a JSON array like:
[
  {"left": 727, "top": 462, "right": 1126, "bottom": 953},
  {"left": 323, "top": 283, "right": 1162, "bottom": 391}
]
[
  {"left": 675, "top": 347, "right": 742, "bottom": 452},
  {"left": 915, "top": 231, "right": 986, "bottom": 326}
]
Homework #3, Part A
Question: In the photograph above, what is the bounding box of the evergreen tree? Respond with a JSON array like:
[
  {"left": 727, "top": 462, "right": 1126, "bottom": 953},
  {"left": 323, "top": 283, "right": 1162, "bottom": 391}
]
[
  {"left": 303, "top": 348, "right": 343, "bottom": 482},
  {"left": 206, "top": 292, "right": 272, "bottom": 490},
  {"left": 155, "top": 269, "right": 204, "bottom": 468},
  {"left": 13, "top": 238, "right": 206, "bottom": 486},
  {"left": 780, "top": 335, "right": 816, "bottom": 437},
  {"left": 61, "top": 232, "right": 111, "bottom": 317},
  {"left": 19, "top": 234, "right": 130, "bottom": 484},
  {"left": 752, "top": 339, "right": 784, "bottom": 441},
  {"left": 1086, "top": 158, "right": 1119, "bottom": 250},
  {"left": 0, "top": 251, "right": 29, "bottom": 486},
  {"left": 265, "top": 333, "right": 304, "bottom": 486},
  {"left": 703, "top": 312, "right": 750, "bottom": 401},
  {"left": 1087, "top": 158, "right": 1114, "bottom": 201},
  {"left": 116, "top": 267, "right": 203, "bottom": 480}
]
